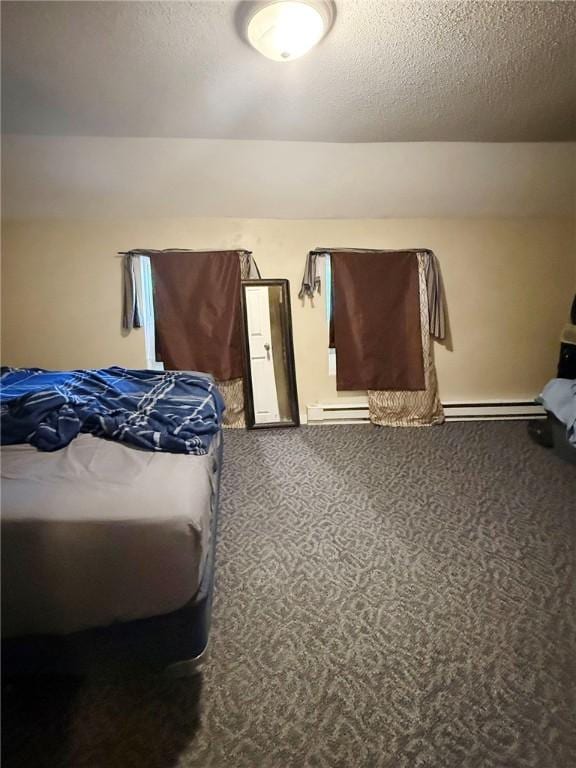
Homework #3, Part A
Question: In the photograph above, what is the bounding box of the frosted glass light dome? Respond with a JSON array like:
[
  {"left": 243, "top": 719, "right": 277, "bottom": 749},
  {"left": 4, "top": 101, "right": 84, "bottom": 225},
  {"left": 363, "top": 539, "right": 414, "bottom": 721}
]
[{"left": 247, "top": 1, "right": 330, "bottom": 62}]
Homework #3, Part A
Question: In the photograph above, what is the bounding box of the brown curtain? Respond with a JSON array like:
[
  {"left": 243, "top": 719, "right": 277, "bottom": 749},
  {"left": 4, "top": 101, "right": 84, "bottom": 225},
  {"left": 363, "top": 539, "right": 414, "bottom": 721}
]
[
  {"left": 217, "top": 254, "right": 254, "bottom": 429},
  {"left": 367, "top": 253, "right": 444, "bottom": 427},
  {"left": 331, "top": 251, "right": 425, "bottom": 391},
  {"left": 150, "top": 250, "right": 243, "bottom": 381}
]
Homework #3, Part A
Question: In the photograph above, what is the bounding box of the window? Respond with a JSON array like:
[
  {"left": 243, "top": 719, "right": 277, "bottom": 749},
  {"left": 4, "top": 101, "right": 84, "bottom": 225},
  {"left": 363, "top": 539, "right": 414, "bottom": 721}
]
[
  {"left": 137, "top": 256, "right": 164, "bottom": 371},
  {"left": 325, "top": 255, "right": 336, "bottom": 376}
]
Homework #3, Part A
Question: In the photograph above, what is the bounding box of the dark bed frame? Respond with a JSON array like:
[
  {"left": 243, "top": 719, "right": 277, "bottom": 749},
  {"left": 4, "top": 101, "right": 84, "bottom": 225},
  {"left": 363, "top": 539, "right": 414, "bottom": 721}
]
[{"left": 2, "top": 437, "right": 223, "bottom": 678}]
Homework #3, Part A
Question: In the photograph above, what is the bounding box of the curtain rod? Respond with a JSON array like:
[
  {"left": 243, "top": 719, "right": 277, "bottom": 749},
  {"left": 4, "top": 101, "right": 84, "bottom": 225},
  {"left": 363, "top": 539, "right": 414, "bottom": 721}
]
[
  {"left": 310, "top": 247, "right": 433, "bottom": 255},
  {"left": 118, "top": 248, "right": 253, "bottom": 256}
]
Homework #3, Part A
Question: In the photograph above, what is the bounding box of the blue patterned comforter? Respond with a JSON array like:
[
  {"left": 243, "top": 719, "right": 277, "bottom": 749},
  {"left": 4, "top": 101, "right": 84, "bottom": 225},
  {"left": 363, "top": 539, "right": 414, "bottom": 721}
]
[{"left": 0, "top": 367, "right": 224, "bottom": 454}]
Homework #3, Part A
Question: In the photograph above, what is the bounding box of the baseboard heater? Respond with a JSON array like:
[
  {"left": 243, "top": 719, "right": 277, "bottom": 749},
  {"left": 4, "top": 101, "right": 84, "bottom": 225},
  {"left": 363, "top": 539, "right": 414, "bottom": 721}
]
[{"left": 306, "top": 400, "right": 546, "bottom": 425}]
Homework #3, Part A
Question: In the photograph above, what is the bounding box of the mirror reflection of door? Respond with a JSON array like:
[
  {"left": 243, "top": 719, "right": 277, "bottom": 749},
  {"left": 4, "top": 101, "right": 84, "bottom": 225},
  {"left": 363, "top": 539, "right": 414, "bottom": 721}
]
[
  {"left": 241, "top": 279, "right": 299, "bottom": 429},
  {"left": 245, "top": 285, "right": 280, "bottom": 423}
]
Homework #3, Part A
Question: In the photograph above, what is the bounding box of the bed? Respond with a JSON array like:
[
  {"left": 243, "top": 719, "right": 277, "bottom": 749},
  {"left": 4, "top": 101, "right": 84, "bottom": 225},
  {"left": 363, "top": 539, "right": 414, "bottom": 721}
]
[{"left": 1, "top": 367, "right": 224, "bottom": 675}]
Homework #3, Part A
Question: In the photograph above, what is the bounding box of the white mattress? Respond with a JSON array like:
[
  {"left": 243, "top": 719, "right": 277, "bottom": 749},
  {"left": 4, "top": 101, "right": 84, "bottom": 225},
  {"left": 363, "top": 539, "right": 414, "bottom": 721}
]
[{"left": 1, "top": 434, "right": 219, "bottom": 638}]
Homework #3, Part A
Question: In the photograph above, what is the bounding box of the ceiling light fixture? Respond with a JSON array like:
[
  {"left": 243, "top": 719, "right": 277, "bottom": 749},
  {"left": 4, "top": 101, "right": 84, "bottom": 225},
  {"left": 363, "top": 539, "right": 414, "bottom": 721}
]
[{"left": 246, "top": 1, "right": 334, "bottom": 62}]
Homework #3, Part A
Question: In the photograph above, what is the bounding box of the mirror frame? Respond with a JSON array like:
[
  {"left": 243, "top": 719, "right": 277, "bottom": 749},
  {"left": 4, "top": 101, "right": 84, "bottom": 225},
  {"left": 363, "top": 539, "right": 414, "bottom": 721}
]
[{"left": 240, "top": 279, "right": 300, "bottom": 430}]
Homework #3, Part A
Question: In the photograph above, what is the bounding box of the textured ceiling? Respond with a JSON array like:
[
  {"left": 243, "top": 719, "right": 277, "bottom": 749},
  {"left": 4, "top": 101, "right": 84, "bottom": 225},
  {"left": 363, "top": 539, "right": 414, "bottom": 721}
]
[{"left": 2, "top": 0, "right": 575, "bottom": 142}]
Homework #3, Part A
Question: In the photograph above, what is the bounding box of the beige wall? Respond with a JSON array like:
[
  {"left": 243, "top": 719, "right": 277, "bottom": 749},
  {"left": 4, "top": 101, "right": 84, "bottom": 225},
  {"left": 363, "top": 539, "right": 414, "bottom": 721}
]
[
  {"left": 3, "top": 138, "right": 575, "bottom": 220},
  {"left": 2, "top": 216, "right": 574, "bottom": 413}
]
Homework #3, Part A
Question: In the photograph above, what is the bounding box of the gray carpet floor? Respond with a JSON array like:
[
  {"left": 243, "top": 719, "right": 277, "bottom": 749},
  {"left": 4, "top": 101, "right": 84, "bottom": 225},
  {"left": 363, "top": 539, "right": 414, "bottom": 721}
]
[{"left": 3, "top": 423, "right": 576, "bottom": 768}]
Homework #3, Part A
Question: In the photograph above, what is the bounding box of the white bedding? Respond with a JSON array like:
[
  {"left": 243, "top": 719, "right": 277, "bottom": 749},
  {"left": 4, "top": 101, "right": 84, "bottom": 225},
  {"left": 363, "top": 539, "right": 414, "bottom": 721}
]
[{"left": 1, "top": 433, "right": 219, "bottom": 638}]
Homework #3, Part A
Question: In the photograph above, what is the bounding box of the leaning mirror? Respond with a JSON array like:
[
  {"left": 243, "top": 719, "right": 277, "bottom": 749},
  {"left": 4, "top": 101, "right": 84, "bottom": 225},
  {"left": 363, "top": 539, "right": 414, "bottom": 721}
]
[{"left": 240, "top": 279, "right": 300, "bottom": 429}]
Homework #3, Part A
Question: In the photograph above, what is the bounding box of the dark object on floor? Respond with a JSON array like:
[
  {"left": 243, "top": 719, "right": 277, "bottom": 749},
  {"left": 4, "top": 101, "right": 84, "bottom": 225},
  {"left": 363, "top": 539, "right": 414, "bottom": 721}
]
[
  {"left": 527, "top": 418, "right": 553, "bottom": 447},
  {"left": 3, "top": 424, "right": 576, "bottom": 768},
  {"left": 528, "top": 414, "right": 576, "bottom": 465},
  {"left": 549, "top": 413, "right": 576, "bottom": 465}
]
